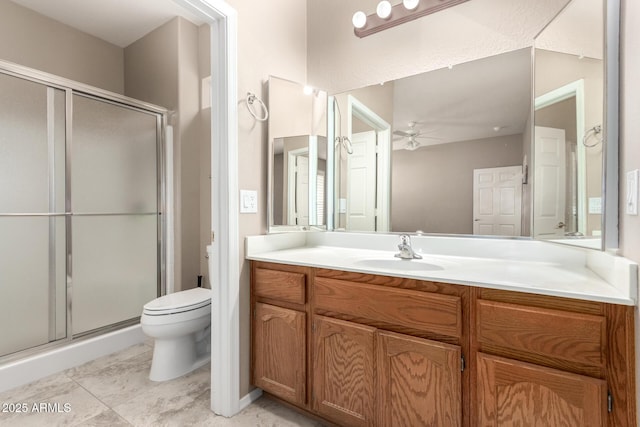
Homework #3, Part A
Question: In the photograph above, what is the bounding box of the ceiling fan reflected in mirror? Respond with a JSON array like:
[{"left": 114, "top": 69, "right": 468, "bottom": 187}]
[{"left": 392, "top": 121, "right": 441, "bottom": 150}]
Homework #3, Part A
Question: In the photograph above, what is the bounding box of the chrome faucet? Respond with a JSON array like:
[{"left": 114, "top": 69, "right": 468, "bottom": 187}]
[{"left": 394, "top": 234, "right": 422, "bottom": 260}]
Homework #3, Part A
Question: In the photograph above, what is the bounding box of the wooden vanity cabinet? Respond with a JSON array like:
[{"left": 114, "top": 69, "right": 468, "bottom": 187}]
[
  {"left": 312, "top": 316, "right": 463, "bottom": 427},
  {"left": 474, "top": 288, "right": 636, "bottom": 427},
  {"left": 312, "top": 315, "right": 376, "bottom": 427},
  {"left": 251, "top": 262, "right": 309, "bottom": 408},
  {"left": 312, "top": 270, "right": 467, "bottom": 427},
  {"left": 251, "top": 262, "right": 636, "bottom": 427},
  {"left": 377, "top": 330, "right": 462, "bottom": 427},
  {"left": 476, "top": 352, "right": 607, "bottom": 426}
]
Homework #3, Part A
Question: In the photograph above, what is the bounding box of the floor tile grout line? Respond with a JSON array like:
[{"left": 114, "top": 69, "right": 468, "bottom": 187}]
[{"left": 67, "top": 373, "right": 136, "bottom": 426}]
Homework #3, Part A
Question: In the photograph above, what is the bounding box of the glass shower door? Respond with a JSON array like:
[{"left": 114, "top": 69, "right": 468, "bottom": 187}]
[
  {"left": 0, "top": 73, "right": 67, "bottom": 356},
  {"left": 71, "top": 94, "right": 160, "bottom": 335}
]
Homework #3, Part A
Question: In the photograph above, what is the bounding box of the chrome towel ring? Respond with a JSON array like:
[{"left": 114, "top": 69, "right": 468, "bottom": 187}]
[
  {"left": 246, "top": 92, "right": 268, "bottom": 121},
  {"left": 583, "top": 125, "right": 603, "bottom": 147}
]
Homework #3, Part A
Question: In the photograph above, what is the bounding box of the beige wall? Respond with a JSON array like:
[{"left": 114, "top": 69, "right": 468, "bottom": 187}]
[
  {"left": 124, "top": 17, "right": 204, "bottom": 292},
  {"left": 198, "top": 25, "right": 212, "bottom": 286},
  {"left": 391, "top": 134, "right": 523, "bottom": 233},
  {"left": 620, "top": 3, "right": 640, "bottom": 261},
  {"left": 619, "top": 0, "right": 640, "bottom": 423},
  {"left": 225, "top": 0, "right": 308, "bottom": 398},
  {"left": 125, "top": 19, "right": 179, "bottom": 114},
  {"left": 269, "top": 77, "right": 315, "bottom": 139},
  {"left": 307, "top": 0, "right": 569, "bottom": 94},
  {"left": 0, "top": 1, "right": 124, "bottom": 93}
]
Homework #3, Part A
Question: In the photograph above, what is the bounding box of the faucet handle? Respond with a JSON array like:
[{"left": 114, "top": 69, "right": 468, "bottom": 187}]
[{"left": 400, "top": 234, "right": 411, "bottom": 245}]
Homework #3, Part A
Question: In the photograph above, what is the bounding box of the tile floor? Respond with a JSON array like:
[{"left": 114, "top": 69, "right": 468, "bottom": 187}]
[{"left": 0, "top": 342, "right": 325, "bottom": 427}]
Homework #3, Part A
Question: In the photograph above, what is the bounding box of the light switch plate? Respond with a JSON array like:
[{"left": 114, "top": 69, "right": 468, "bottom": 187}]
[
  {"left": 240, "top": 190, "right": 257, "bottom": 213},
  {"left": 626, "top": 169, "right": 639, "bottom": 215},
  {"left": 339, "top": 198, "right": 347, "bottom": 214}
]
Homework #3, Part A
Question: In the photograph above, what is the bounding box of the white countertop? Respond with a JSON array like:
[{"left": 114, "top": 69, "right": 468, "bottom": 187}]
[{"left": 246, "top": 232, "right": 638, "bottom": 306}]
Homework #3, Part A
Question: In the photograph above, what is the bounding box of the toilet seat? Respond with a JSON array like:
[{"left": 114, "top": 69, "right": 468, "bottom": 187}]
[{"left": 143, "top": 288, "right": 212, "bottom": 316}]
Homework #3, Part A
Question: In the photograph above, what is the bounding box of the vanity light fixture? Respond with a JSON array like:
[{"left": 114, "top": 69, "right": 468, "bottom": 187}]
[
  {"left": 377, "top": 1, "right": 393, "bottom": 19},
  {"left": 352, "top": 11, "right": 367, "bottom": 29},
  {"left": 303, "top": 85, "right": 314, "bottom": 95},
  {"left": 353, "top": 0, "right": 470, "bottom": 38},
  {"left": 403, "top": 0, "right": 420, "bottom": 10}
]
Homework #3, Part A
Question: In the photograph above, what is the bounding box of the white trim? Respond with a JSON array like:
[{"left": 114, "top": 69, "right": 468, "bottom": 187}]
[
  {"left": 376, "top": 128, "right": 391, "bottom": 232},
  {"left": 346, "top": 95, "right": 391, "bottom": 232},
  {"left": 603, "top": 0, "right": 619, "bottom": 251},
  {"left": 534, "top": 79, "right": 586, "bottom": 236},
  {"left": 165, "top": 125, "right": 175, "bottom": 294},
  {"left": 239, "top": 388, "right": 263, "bottom": 408},
  {"left": 326, "top": 97, "right": 335, "bottom": 230},
  {"left": 171, "top": 0, "right": 241, "bottom": 417},
  {"left": 308, "top": 136, "right": 318, "bottom": 225},
  {"left": 287, "top": 147, "right": 310, "bottom": 225}
]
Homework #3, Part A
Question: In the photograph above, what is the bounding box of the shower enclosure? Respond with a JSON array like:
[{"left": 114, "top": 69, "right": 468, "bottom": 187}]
[{"left": 0, "top": 62, "right": 165, "bottom": 359}]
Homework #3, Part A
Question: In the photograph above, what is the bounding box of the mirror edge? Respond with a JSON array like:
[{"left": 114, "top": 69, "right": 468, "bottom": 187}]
[
  {"left": 266, "top": 75, "right": 331, "bottom": 233},
  {"left": 603, "top": 0, "right": 620, "bottom": 251},
  {"left": 532, "top": 0, "right": 617, "bottom": 252},
  {"left": 266, "top": 75, "right": 275, "bottom": 232}
]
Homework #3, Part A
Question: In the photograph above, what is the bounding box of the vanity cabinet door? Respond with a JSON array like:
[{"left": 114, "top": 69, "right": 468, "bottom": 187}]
[
  {"left": 477, "top": 353, "right": 608, "bottom": 426},
  {"left": 253, "top": 302, "right": 306, "bottom": 406},
  {"left": 312, "top": 315, "right": 376, "bottom": 427},
  {"left": 377, "top": 331, "right": 462, "bottom": 427}
]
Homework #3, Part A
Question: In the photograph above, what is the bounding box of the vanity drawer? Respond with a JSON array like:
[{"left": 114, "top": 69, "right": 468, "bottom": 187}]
[
  {"left": 314, "top": 277, "right": 462, "bottom": 338},
  {"left": 254, "top": 267, "right": 306, "bottom": 305},
  {"left": 476, "top": 300, "right": 605, "bottom": 367}
]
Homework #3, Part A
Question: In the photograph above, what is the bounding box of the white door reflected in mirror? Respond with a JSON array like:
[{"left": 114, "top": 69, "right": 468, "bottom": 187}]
[
  {"left": 534, "top": 126, "right": 566, "bottom": 239},
  {"left": 473, "top": 166, "right": 523, "bottom": 236}
]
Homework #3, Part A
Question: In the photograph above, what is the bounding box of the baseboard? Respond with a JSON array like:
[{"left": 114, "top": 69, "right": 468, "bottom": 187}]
[
  {"left": 0, "top": 324, "right": 145, "bottom": 394},
  {"left": 238, "top": 387, "right": 263, "bottom": 412}
]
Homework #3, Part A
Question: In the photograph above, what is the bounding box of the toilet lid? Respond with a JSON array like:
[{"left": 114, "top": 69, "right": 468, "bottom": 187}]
[{"left": 143, "top": 288, "right": 212, "bottom": 314}]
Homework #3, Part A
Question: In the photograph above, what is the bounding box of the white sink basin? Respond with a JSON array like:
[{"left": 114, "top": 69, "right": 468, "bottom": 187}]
[{"left": 354, "top": 258, "right": 445, "bottom": 271}]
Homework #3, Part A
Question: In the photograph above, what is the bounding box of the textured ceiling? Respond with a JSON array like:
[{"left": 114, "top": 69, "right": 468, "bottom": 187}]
[
  {"left": 391, "top": 48, "right": 532, "bottom": 148},
  {"left": 9, "top": 0, "right": 203, "bottom": 47}
]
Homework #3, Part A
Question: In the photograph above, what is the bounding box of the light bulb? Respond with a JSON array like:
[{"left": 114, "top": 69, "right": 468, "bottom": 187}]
[
  {"left": 376, "top": 1, "right": 392, "bottom": 19},
  {"left": 403, "top": 0, "right": 420, "bottom": 10},
  {"left": 352, "top": 11, "right": 367, "bottom": 29},
  {"left": 303, "top": 85, "right": 313, "bottom": 95}
]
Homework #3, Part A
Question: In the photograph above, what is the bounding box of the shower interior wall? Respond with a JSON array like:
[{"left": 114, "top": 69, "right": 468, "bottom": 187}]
[{"left": 0, "top": 1, "right": 211, "bottom": 293}]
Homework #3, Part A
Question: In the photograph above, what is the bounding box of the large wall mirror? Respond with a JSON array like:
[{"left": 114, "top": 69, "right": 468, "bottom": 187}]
[
  {"left": 266, "top": 0, "right": 618, "bottom": 250},
  {"left": 331, "top": 48, "right": 532, "bottom": 235},
  {"left": 268, "top": 76, "right": 328, "bottom": 231},
  {"left": 533, "top": 0, "right": 608, "bottom": 250}
]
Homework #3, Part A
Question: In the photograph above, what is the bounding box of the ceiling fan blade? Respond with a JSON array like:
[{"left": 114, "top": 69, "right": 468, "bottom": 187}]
[
  {"left": 414, "top": 134, "right": 443, "bottom": 140},
  {"left": 393, "top": 130, "right": 413, "bottom": 137}
]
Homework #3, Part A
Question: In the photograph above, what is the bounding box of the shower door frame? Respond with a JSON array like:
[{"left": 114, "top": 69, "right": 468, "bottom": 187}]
[{"left": 0, "top": 59, "right": 167, "bottom": 361}]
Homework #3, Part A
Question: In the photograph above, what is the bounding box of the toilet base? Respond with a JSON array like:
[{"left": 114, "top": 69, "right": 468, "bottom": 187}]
[{"left": 149, "top": 334, "right": 211, "bottom": 382}]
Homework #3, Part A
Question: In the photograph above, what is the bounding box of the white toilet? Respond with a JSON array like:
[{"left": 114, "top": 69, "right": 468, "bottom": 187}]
[{"left": 140, "top": 287, "right": 213, "bottom": 381}]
